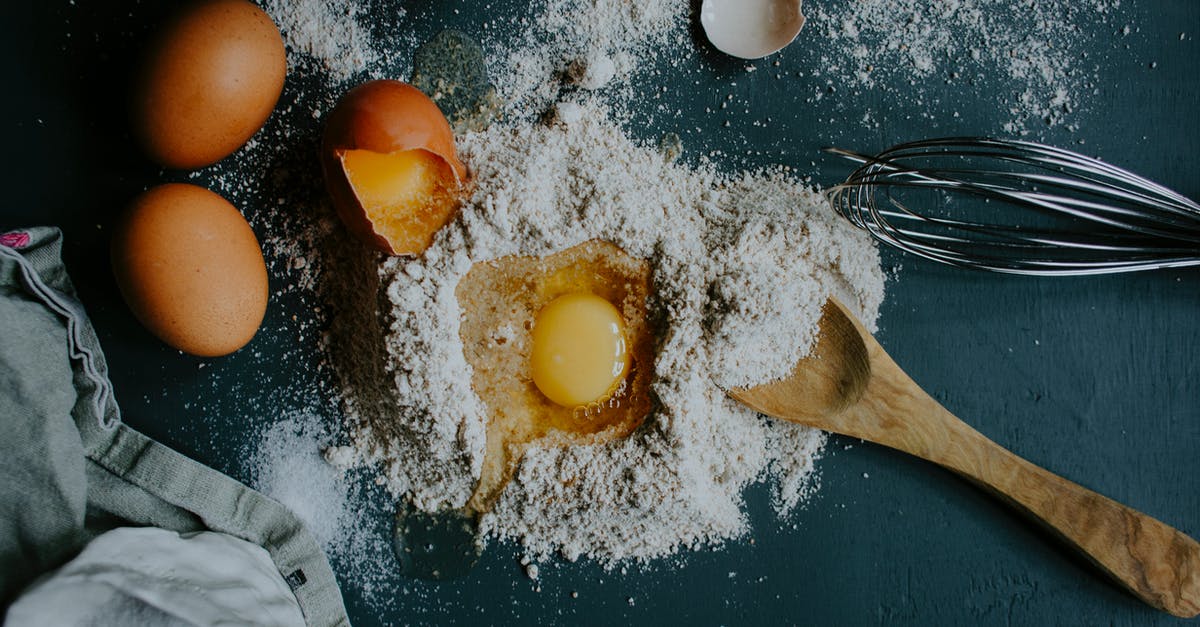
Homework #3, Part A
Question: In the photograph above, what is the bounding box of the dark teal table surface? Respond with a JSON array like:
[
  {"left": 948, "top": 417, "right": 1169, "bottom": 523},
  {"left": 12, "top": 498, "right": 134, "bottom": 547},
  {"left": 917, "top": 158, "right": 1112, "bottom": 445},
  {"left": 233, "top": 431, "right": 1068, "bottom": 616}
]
[{"left": 2, "top": 1, "right": 1198, "bottom": 625}]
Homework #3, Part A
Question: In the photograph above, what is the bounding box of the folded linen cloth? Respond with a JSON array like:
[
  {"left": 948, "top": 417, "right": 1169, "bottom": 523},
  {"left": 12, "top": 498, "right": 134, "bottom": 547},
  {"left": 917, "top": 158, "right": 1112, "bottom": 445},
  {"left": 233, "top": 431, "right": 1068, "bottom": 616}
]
[{"left": 0, "top": 227, "right": 349, "bottom": 626}]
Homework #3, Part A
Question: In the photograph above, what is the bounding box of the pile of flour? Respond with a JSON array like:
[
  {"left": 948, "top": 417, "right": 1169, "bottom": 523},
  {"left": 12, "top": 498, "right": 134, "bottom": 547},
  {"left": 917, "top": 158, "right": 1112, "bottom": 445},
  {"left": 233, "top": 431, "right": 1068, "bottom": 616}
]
[
  {"left": 305, "top": 0, "right": 888, "bottom": 564},
  {"left": 327, "top": 99, "right": 885, "bottom": 562},
  {"left": 247, "top": 0, "right": 891, "bottom": 565}
]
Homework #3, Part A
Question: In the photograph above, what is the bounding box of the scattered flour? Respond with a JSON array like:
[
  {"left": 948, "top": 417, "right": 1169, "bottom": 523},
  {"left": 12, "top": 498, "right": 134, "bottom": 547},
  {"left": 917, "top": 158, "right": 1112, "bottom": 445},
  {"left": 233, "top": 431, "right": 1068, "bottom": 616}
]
[
  {"left": 807, "top": 0, "right": 1123, "bottom": 133},
  {"left": 262, "top": 0, "right": 383, "bottom": 81},
  {"left": 485, "top": 0, "right": 687, "bottom": 115},
  {"left": 245, "top": 413, "right": 396, "bottom": 596},
  {"left": 60, "top": 0, "right": 1142, "bottom": 607},
  {"left": 328, "top": 99, "right": 886, "bottom": 563},
  {"left": 164, "top": 0, "right": 1120, "bottom": 576}
]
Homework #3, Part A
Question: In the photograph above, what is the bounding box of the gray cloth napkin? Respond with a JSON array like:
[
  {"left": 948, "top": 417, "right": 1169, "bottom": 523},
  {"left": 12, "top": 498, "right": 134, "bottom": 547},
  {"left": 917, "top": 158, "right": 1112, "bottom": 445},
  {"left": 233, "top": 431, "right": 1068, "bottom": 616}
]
[{"left": 0, "top": 227, "right": 350, "bottom": 627}]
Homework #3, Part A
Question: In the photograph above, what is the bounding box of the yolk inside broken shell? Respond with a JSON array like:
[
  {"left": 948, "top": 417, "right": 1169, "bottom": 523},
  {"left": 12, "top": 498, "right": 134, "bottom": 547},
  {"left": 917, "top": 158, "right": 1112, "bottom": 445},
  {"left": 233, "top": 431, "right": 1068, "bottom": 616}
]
[
  {"left": 457, "top": 239, "right": 655, "bottom": 513},
  {"left": 340, "top": 148, "right": 460, "bottom": 255}
]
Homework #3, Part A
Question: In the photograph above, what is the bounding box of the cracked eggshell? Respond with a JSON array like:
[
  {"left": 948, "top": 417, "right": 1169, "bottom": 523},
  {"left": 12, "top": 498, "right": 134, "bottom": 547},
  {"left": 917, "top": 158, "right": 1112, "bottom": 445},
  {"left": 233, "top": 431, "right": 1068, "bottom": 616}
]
[
  {"left": 320, "top": 79, "right": 468, "bottom": 254},
  {"left": 700, "top": 0, "right": 806, "bottom": 60}
]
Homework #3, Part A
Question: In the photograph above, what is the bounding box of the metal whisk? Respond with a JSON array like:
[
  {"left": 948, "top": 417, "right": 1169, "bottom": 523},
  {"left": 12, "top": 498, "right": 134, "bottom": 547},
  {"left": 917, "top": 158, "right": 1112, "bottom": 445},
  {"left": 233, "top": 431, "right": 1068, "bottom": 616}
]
[{"left": 825, "top": 137, "right": 1200, "bottom": 276}]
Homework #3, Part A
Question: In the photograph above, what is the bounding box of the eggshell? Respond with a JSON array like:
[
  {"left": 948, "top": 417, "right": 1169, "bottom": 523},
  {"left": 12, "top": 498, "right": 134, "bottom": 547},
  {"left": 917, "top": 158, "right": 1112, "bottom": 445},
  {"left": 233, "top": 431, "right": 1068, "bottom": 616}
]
[
  {"left": 700, "top": 0, "right": 806, "bottom": 59},
  {"left": 112, "top": 183, "right": 268, "bottom": 357},
  {"left": 320, "top": 80, "right": 467, "bottom": 254},
  {"left": 133, "top": 0, "right": 286, "bottom": 169}
]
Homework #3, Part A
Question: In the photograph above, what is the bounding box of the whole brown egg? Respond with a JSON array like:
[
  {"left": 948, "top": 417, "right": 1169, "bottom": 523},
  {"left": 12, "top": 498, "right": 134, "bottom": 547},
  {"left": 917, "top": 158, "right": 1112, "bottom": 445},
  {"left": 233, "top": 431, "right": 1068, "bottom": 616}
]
[
  {"left": 111, "top": 183, "right": 269, "bottom": 357},
  {"left": 133, "top": 0, "right": 286, "bottom": 169}
]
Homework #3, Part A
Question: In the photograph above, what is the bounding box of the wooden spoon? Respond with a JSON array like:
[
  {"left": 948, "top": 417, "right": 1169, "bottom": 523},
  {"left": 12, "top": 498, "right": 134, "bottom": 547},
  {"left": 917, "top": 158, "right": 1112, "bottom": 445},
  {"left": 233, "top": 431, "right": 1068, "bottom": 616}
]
[{"left": 729, "top": 298, "right": 1200, "bottom": 618}]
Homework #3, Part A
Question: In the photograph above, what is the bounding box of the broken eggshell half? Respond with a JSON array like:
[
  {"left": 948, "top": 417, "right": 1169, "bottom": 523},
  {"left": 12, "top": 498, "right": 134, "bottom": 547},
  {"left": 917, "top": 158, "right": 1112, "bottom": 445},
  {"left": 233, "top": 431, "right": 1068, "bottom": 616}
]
[
  {"left": 321, "top": 79, "right": 468, "bottom": 256},
  {"left": 700, "top": 0, "right": 806, "bottom": 60}
]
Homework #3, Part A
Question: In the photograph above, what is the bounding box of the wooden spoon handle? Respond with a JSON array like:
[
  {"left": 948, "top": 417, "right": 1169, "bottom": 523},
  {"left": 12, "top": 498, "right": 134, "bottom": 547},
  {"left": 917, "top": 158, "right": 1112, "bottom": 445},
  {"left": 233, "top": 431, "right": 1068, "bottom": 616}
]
[
  {"left": 973, "top": 441, "right": 1200, "bottom": 619},
  {"left": 855, "top": 349, "right": 1200, "bottom": 618}
]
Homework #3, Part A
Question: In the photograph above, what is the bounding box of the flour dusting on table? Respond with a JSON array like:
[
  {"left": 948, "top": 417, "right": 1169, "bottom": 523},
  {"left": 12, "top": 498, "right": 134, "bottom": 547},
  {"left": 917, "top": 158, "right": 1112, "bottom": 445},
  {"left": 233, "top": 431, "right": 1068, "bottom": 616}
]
[
  {"left": 261, "top": 0, "right": 383, "bottom": 82},
  {"left": 487, "top": 0, "right": 687, "bottom": 115},
  {"left": 808, "top": 0, "right": 1123, "bottom": 133}
]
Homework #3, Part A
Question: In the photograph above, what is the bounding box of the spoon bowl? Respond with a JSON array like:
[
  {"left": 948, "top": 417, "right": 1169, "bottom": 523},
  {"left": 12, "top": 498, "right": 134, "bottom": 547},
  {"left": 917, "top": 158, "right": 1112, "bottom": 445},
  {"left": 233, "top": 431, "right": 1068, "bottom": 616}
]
[
  {"left": 730, "top": 300, "right": 870, "bottom": 422},
  {"left": 730, "top": 298, "right": 1200, "bottom": 618}
]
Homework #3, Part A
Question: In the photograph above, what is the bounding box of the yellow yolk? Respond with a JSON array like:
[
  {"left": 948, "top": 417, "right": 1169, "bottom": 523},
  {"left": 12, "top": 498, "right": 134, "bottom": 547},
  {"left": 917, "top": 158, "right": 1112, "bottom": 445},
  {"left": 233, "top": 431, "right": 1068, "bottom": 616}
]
[
  {"left": 340, "top": 148, "right": 457, "bottom": 254},
  {"left": 530, "top": 293, "right": 629, "bottom": 408}
]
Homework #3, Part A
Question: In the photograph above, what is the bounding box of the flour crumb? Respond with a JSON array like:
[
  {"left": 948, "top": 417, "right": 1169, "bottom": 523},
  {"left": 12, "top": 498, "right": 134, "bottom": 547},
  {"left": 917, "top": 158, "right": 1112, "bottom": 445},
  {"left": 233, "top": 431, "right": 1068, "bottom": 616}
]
[{"left": 568, "top": 53, "right": 618, "bottom": 90}]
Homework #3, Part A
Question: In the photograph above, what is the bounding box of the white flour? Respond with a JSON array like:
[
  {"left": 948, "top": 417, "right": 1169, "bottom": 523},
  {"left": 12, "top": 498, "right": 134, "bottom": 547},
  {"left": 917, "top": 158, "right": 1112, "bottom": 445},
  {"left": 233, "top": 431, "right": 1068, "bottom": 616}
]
[
  {"left": 327, "top": 98, "right": 886, "bottom": 562},
  {"left": 485, "top": 0, "right": 687, "bottom": 115},
  {"left": 244, "top": 412, "right": 397, "bottom": 599},
  {"left": 262, "top": 0, "right": 388, "bottom": 82},
  {"left": 251, "top": 0, "right": 885, "bottom": 565},
  {"left": 808, "top": 0, "right": 1122, "bottom": 133}
]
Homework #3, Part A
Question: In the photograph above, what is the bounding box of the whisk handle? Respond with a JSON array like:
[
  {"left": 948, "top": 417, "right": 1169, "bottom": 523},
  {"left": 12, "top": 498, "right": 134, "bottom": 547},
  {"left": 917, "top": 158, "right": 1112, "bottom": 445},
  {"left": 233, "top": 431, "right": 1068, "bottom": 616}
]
[{"left": 858, "top": 347, "right": 1200, "bottom": 617}]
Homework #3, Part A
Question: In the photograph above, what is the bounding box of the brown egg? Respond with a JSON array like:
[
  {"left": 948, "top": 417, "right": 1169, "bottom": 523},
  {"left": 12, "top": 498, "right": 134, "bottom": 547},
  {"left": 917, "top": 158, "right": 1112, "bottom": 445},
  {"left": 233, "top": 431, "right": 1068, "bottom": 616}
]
[
  {"left": 133, "top": 0, "right": 286, "bottom": 169},
  {"left": 112, "top": 183, "right": 269, "bottom": 357}
]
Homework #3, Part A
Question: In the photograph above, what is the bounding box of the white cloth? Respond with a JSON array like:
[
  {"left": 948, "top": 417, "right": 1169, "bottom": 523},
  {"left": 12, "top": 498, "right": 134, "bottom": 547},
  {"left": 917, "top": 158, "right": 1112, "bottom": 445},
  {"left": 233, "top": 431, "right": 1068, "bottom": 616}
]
[{"left": 5, "top": 527, "right": 306, "bottom": 626}]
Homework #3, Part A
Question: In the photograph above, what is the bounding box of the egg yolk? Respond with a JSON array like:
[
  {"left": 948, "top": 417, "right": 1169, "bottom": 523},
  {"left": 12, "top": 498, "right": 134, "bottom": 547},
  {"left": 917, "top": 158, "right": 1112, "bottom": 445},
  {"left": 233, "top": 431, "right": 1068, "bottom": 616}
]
[
  {"left": 340, "top": 148, "right": 458, "bottom": 254},
  {"left": 530, "top": 293, "right": 629, "bottom": 408}
]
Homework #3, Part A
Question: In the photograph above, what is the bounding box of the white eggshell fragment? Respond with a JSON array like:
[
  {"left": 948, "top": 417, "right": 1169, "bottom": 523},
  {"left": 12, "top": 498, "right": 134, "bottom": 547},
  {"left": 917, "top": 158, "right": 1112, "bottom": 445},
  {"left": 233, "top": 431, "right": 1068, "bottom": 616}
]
[{"left": 700, "top": 0, "right": 806, "bottom": 60}]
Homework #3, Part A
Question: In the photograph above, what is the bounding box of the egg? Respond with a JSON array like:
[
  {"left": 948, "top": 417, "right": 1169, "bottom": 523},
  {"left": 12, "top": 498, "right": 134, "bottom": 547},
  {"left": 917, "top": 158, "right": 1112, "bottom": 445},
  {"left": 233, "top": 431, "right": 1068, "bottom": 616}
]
[
  {"left": 457, "top": 240, "right": 654, "bottom": 512},
  {"left": 133, "top": 0, "right": 286, "bottom": 169},
  {"left": 111, "top": 183, "right": 268, "bottom": 357},
  {"left": 321, "top": 79, "right": 468, "bottom": 255}
]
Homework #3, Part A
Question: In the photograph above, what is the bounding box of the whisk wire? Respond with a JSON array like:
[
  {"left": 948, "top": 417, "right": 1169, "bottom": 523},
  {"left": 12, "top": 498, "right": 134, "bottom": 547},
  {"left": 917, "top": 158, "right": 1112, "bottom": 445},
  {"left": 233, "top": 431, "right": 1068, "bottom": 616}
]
[{"left": 825, "top": 138, "right": 1200, "bottom": 276}]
